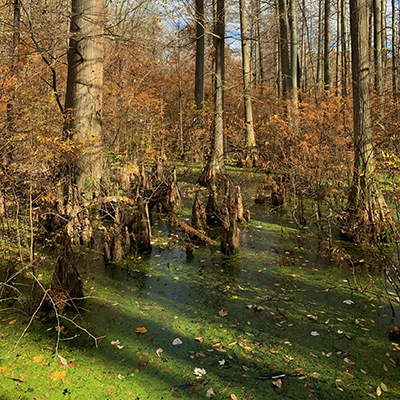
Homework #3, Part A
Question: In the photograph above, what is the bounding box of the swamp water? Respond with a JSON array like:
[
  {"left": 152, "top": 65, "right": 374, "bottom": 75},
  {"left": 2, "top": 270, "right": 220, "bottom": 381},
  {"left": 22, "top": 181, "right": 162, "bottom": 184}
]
[{"left": 1, "top": 206, "right": 400, "bottom": 399}]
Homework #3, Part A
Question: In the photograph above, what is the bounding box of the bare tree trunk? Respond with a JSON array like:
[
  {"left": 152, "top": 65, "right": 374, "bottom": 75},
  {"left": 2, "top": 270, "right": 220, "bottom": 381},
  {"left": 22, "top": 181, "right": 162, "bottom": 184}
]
[
  {"left": 344, "top": 0, "right": 391, "bottom": 243},
  {"left": 195, "top": 0, "right": 205, "bottom": 110},
  {"left": 6, "top": 0, "right": 20, "bottom": 131},
  {"left": 316, "top": 0, "right": 324, "bottom": 101},
  {"left": 324, "top": 0, "right": 331, "bottom": 92},
  {"left": 212, "top": 0, "right": 225, "bottom": 172},
  {"left": 240, "top": 0, "right": 256, "bottom": 148},
  {"left": 341, "top": 0, "right": 348, "bottom": 97},
  {"left": 64, "top": 0, "right": 104, "bottom": 199},
  {"left": 289, "top": 0, "right": 299, "bottom": 121},
  {"left": 373, "top": 0, "right": 383, "bottom": 96},
  {"left": 277, "top": 0, "right": 291, "bottom": 98},
  {"left": 392, "top": 0, "right": 397, "bottom": 100},
  {"left": 336, "top": 0, "right": 342, "bottom": 95}
]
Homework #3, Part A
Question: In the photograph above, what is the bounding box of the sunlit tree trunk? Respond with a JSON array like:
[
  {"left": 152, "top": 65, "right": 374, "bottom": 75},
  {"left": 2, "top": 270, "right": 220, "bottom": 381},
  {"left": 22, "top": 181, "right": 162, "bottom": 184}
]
[
  {"left": 341, "top": 0, "right": 348, "bottom": 97},
  {"left": 195, "top": 0, "right": 205, "bottom": 110},
  {"left": 324, "top": 0, "right": 331, "bottom": 92},
  {"left": 345, "top": 0, "right": 391, "bottom": 243},
  {"left": 336, "top": 0, "right": 341, "bottom": 94},
  {"left": 212, "top": 0, "right": 225, "bottom": 170},
  {"left": 240, "top": 0, "right": 255, "bottom": 148},
  {"left": 373, "top": 0, "right": 383, "bottom": 96},
  {"left": 392, "top": 0, "right": 397, "bottom": 100},
  {"left": 316, "top": 0, "right": 323, "bottom": 101},
  {"left": 64, "top": 0, "right": 104, "bottom": 199},
  {"left": 289, "top": 0, "right": 298, "bottom": 113}
]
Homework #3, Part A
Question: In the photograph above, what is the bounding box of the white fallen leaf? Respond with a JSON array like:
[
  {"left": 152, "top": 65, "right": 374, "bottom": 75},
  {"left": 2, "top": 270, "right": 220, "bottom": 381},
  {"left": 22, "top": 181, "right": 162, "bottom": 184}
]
[
  {"left": 172, "top": 338, "right": 183, "bottom": 345},
  {"left": 343, "top": 299, "right": 354, "bottom": 305},
  {"left": 111, "top": 340, "right": 120, "bottom": 345},
  {"left": 218, "top": 359, "right": 226, "bottom": 365},
  {"left": 156, "top": 348, "right": 164, "bottom": 357},
  {"left": 311, "top": 331, "right": 320, "bottom": 337},
  {"left": 193, "top": 367, "right": 206, "bottom": 377},
  {"left": 58, "top": 355, "right": 68, "bottom": 366},
  {"left": 344, "top": 357, "right": 351, "bottom": 363},
  {"left": 206, "top": 389, "right": 215, "bottom": 397},
  {"left": 117, "top": 374, "right": 125, "bottom": 380},
  {"left": 116, "top": 344, "right": 124, "bottom": 349}
]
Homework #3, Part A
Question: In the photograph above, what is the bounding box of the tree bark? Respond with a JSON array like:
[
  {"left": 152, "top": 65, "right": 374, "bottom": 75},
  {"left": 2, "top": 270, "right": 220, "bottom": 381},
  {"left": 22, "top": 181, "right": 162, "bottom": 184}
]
[
  {"left": 316, "top": 0, "right": 323, "bottom": 102},
  {"left": 344, "top": 0, "right": 391, "bottom": 243},
  {"left": 373, "top": 0, "right": 383, "bottom": 96},
  {"left": 392, "top": 0, "right": 397, "bottom": 100},
  {"left": 64, "top": 0, "right": 104, "bottom": 199},
  {"left": 289, "top": 0, "right": 299, "bottom": 121},
  {"left": 240, "top": 0, "right": 256, "bottom": 148},
  {"left": 277, "top": 0, "right": 291, "bottom": 98},
  {"left": 212, "top": 0, "right": 225, "bottom": 172},
  {"left": 195, "top": 0, "right": 205, "bottom": 110},
  {"left": 324, "top": 0, "right": 331, "bottom": 92}
]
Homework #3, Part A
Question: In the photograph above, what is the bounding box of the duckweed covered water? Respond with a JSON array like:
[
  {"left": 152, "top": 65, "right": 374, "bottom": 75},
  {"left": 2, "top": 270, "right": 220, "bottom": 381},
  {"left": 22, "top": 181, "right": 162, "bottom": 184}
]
[{"left": 1, "top": 210, "right": 400, "bottom": 399}]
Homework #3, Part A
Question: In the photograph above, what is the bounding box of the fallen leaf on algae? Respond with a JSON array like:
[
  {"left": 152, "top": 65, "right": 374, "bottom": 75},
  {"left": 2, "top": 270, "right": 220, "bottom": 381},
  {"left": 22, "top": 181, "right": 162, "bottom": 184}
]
[
  {"left": 174, "top": 277, "right": 179, "bottom": 280},
  {"left": 377, "top": 386, "right": 382, "bottom": 397},
  {"left": 50, "top": 370, "right": 67, "bottom": 381},
  {"left": 172, "top": 338, "right": 183, "bottom": 345},
  {"left": 272, "top": 378, "right": 282, "bottom": 388},
  {"left": 156, "top": 348, "right": 164, "bottom": 357},
  {"left": 9, "top": 319, "right": 16, "bottom": 325},
  {"left": 230, "top": 394, "right": 238, "bottom": 400},
  {"left": 33, "top": 355, "right": 43, "bottom": 363},
  {"left": 219, "top": 309, "right": 228, "bottom": 317},
  {"left": 193, "top": 368, "right": 206, "bottom": 377},
  {"left": 136, "top": 327, "right": 147, "bottom": 333},
  {"left": 195, "top": 337, "right": 204, "bottom": 343},
  {"left": 206, "top": 389, "right": 215, "bottom": 397},
  {"left": 381, "top": 382, "right": 388, "bottom": 392},
  {"left": 307, "top": 314, "right": 318, "bottom": 321},
  {"left": 58, "top": 355, "right": 68, "bottom": 366},
  {"left": 0, "top": 366, "right": 6, "bottom": 372}
]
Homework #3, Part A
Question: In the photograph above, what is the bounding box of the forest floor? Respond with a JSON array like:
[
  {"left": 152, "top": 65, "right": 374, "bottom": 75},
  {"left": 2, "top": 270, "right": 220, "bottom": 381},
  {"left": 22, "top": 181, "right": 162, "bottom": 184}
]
[{"left": 0, "top": 166, "right": 399, "bottom": 399}]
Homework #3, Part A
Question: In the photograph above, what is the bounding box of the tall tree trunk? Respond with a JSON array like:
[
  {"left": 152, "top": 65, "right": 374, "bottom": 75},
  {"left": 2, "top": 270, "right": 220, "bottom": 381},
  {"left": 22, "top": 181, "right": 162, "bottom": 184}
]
[
  {"left": 6, "top": 0, "right": 21, "bottom": 131},
  {"left": 212, "top": 0, "right": 225, "bottom": 172},
  {"left": 278, "top": 0, "right": 290, "bottom": 98},
  {"left": 345, "top": 0, "right": 391, "bottom": 243},
  {"left": 324, "top": 0, "right": 331, "bottom": 92},
  {"left": 316, "top": 0, "right": 324, "bottom": 102},
  {"left": 336, "top": 0, "right": 342, "bottom": 95},
  {"left": 392, "top": 0, "right": 397, "bottom": 100},
  {"left": 64, "top": 0, "right": 104, "bottom": 199},
  {"left": 195, "top": 0, "right": 205, "bottom": 110},
  {"left": 373, "top": 0, "right": 383, "bottom": 96},
  {"left": 240, "top": 0, "right": 256, "bottom": 148},
  {"left": 289, "top": 0, "right": 299, "bottom": 120},
  {"left": 341, "top": 0, "right": 348, "bottom": 97}
]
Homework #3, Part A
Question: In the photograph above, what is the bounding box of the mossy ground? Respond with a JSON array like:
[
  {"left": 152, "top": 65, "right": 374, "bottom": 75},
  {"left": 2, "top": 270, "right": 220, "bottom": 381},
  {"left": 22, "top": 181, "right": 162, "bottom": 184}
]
[{"left": 1, "top": 169, "right": 400, "bottom": 399}]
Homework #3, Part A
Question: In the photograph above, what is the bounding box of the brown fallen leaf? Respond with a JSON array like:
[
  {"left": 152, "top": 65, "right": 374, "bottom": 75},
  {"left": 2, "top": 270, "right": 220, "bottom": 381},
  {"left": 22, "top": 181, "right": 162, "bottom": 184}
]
[
  {"left": 307, "top": 314, "right": 318, "bottom": 321},
  {"left": 219, "top": 309, "right": 228, "bottom": 317},
  {"left": 272, "top": 379, "right": 282, "bottom": 388},
  {"left": 195, "top": 337, "right": 204, "bottom": 343}
]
